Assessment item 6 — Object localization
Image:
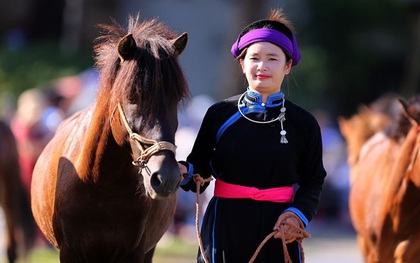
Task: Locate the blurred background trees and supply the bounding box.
[0,0,418,117]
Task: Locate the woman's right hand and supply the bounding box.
[178,163,188,174]
[193,174,213,186]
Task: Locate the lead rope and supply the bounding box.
[193,175,310,263]
[194,175,213,263]
[248,214,310,263]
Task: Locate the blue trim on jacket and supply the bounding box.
[180,161,194,186]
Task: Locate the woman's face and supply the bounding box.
[240,42,292,100]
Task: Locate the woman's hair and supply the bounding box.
[268,9,296,33]
[236,9,296,61]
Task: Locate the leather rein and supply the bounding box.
[113,103,177,175]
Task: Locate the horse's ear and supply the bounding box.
[171,32,188,55]
[337,116,348,137]
[118,33,137,63]
[399,97,419,126]
[399,97,409,113]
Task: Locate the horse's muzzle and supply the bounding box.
[142,153,181,200]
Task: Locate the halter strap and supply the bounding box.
[115,103,177,172]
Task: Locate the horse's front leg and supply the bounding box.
[4,212,17,263]
[59,247,80,263]
[125,237,153,263]
[144,246,156,263]
[6,235,16,263]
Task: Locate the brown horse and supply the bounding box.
[339,96,420,263]
[338,104,390,168]
[31,15,189,263]
[0,120,36,263]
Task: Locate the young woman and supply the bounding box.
[179,9,327,263]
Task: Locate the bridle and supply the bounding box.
[113,103,177,176]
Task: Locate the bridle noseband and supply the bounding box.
[114,103,177,175]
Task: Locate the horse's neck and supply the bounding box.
[380,126,419,216]
[385,126,420,234]
[392,127,419,188]
[407,128,420,188]
[76,101,123,183]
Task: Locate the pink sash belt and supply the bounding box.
[214,179,293,203]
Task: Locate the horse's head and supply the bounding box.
[338,105,390,166]
[94,15,189,199]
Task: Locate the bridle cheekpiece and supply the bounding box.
[114,103,177,175]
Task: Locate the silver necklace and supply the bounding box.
[237,92,288,144]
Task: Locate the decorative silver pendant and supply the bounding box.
[279,107,286,122]
[237,91,288,144]
[280,130,288,144]
[279,98,287,144]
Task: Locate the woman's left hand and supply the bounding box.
[273,212,302,242]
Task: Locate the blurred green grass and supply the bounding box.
[0,247,59,263]
[1,235,197,263]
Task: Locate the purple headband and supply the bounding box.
[231,28,301,66]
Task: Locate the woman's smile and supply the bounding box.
[256,74,270,80]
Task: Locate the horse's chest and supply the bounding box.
[55,179,151,241]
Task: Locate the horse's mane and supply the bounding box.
[93,14,189,121]
[402,95,420,123]
[74,15,189,183]
[385,95,420,140]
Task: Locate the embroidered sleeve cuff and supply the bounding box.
[283,207,308,227]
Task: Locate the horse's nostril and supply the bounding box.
[150,172,163,190]
[148,169,181,198]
